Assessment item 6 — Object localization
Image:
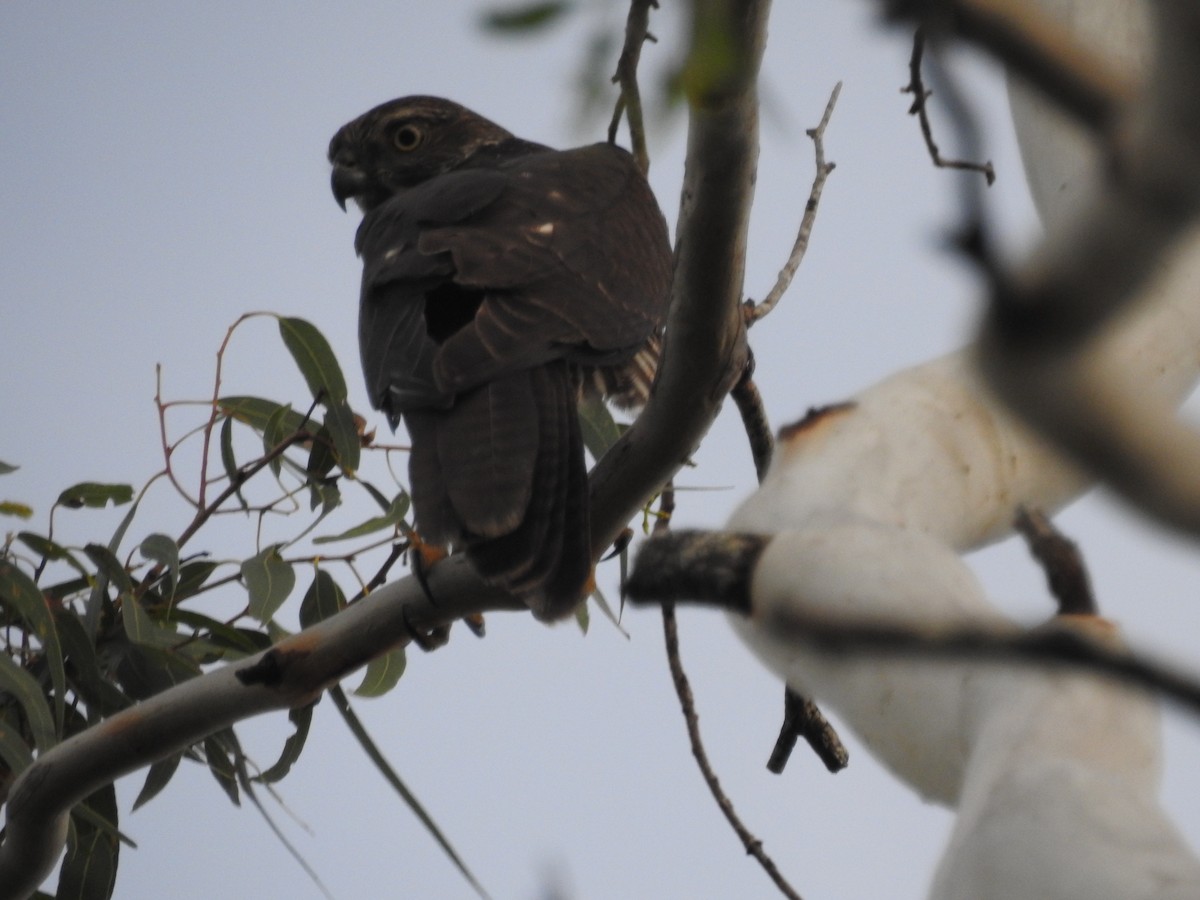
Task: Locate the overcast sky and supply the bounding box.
[4,3,1200,899]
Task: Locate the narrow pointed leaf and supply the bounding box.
[0,460,17,475]
[262,403,296,477]
[0,501,32,519]
[256,702,314,784]
[83,544,134,594]
[324,399,361,474]
[133,752,182,810]
[0,652,55,752]
[330,686,488,898]
[85,499,141,638]
[204,734,240,805]
[139,533,180,605]
[219,395,307,435]
[313,493,409,545]
[56,482,133,510]
[0,722,34,774]
[278,316,348,404]
[121,595,180,648]
[56,613,130,718]
[242,545,296,623]
[58,814,119,900]
[298,569,345,628]
[355,647,407,698]
[219,415,249,511]
[0,560,66,733]
[481,1,573,33]
[17,532,90,578]
[175,559,220,601]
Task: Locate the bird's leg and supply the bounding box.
[401,605,451,652]
[408,533,486,638]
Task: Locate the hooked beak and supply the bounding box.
[330,163,367,212]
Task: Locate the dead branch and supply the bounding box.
[902,29,995,184]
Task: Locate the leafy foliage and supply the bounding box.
[2,312,626,898]
[0,316,427,899]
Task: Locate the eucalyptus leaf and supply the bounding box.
[0,559,66,732]
[355,647,407,698]
[278,316,348,404]
[57,482,133,510]
[241,545,296,623]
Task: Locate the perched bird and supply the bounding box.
[328,96,672,619]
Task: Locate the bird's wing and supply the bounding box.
[415,143,673,393]
[355,170,510,422]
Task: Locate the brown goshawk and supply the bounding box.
[328,96,671,619]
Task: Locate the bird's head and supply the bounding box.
[328,95,515,212]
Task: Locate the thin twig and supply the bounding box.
[748,81,842,323]
[902,29,996,185]
[730,352,774,481]
[608,0,658,174]
[661,601,803,900]
[1014,507,1097,616]
[767,688,848,775]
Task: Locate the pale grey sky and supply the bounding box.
[4,3,1200,898]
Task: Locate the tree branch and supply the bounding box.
[901,29,995,185]
[624,529,1200,720]
[589,0,766,555]
[608,0,657,174]
[748,80,842,323]
[0,555,523,899]
[0,2,775,893]
[878,0,1134,133]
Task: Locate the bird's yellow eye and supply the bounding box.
[393,124,423,151]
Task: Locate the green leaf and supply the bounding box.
[84,498,141,638]
[298,569,345,628]
[262,403,296,477]
[170,609,270,657]
[577,393,624,460]
[0,460,18,474]
[330,685,488,898]
[56,482,134,510]
[305,425,337,482]
[219,415,249,512]
[588,585,629,638]
[0,652,56,752]
[139,533,180,606]
[58,786,120,900]
[121,594,180,649]
[219,395,307,435]
[175,559,220,601]
[0,501,32,519]
[83,543,134,594]
[355,647,407,698]
[256,702,314,784]
[0,560,66,734]
[241,545,296,623]
[324,398,361,474]
[204,734,240,806]
[56,613,130,718]
[132,752,182,811]
[113,643,199,701]
[313,492,409,545]
[481,1,573,33]
[278,316,348,404]
[17,532,90,578]
[308,479,341,516]
[0,721,34,775]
